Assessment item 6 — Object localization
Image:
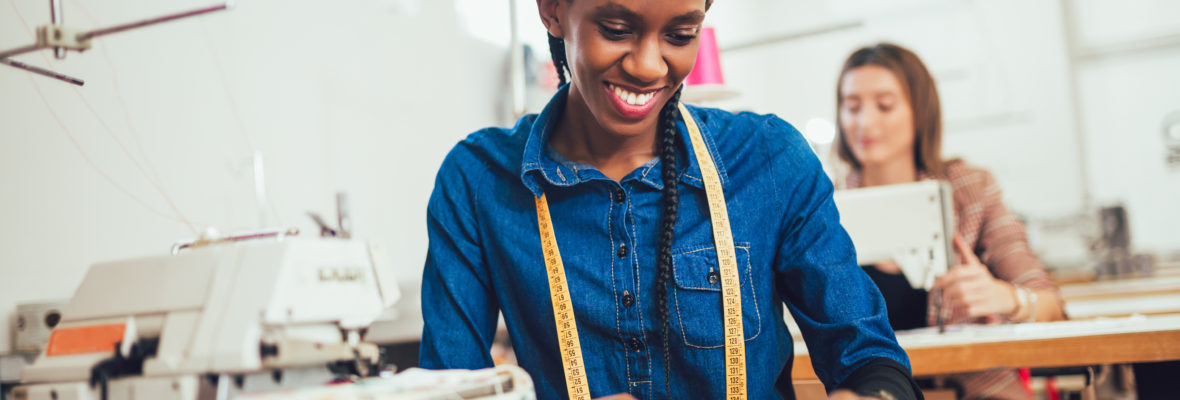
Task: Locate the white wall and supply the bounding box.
[2,0,1178,354]
[708,0,1083,217]
[703,0,1180,264]
[0,0,511,352]
[1071,0,1180,255]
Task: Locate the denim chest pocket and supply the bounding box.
[671,242,761,349]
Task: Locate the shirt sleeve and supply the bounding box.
[760,117,914,391]
[970,169,1056,292]
[838,358,924,400]
[419,146,499,370]
[955,167,1063,323]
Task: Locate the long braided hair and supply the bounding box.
[548,32,684,395]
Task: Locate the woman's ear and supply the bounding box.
[537,0,564,38]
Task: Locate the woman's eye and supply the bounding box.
[599,24,631,40]
[878,103,894,112]
[666,32,697,46]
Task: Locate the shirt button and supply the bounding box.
[628,338,643,351]
[622,291,634,308]
[617,243,628,258]
[613,188,626,203]
[707,270,720,285]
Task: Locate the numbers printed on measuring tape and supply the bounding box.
[680,103,747,400]
[533,104,747,400]
[536,194,593,400]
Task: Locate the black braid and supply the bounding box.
[548,33,569,87]
[546,24,685,397]
[654,86,683,397]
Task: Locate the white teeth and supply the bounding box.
[609,83,655,106]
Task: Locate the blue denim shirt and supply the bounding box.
[420,87,910,399]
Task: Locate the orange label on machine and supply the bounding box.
[46,323,125,356]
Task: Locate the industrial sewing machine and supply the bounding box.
[833,180,956,330]
[3,0,537,396]
[834,180,956,290]
[13,229,401,399]
[778,180,957,337]
[12,229,536,400]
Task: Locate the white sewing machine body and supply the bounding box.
[16,236,399,400]
[834,180,956,289]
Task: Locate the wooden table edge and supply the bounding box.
[792,329,1180,380]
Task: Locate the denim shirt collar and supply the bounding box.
[520,85,729,197]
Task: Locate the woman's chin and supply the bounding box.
[598,116,660,138]
[855,150,905,168]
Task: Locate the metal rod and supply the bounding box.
[0,1,230,84]
[0,58,84,86]
[252,151,270,229]
[0,1,229,60]
[79,2,231,40]
[336,192,352,239]
[1059,0,1095,214]
[1075,32,1180,62]
[508,0,526,119]
[171,227,299,254]
[50,0,65,59]
[0,44,46,60]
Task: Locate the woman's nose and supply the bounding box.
[856,107,881,128]
[622,37,667,84]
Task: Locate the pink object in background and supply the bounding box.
[681,27,739,103]
[685,26,724,86]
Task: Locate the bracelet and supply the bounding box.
[1012,286,1037,322]
[1025,288,1038,322]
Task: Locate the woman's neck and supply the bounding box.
[549,90,658,182]
[860,157,919,187]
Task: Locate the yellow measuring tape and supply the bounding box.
[534,103,746,399]
[678,103,747,399]
[535,194,591,400]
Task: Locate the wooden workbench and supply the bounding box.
[792,315,1180,380]
[1059,275,1180,319]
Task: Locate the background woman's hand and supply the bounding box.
[934,235,1017,318]
[592,394,637,400]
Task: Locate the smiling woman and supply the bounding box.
[418,1,922,399]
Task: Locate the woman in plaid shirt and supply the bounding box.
[833,42,1067,399]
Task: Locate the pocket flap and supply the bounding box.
[671,243,750,292]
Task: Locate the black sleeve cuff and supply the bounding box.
[836,357,923,400]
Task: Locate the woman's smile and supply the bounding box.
[604,81,665,119]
